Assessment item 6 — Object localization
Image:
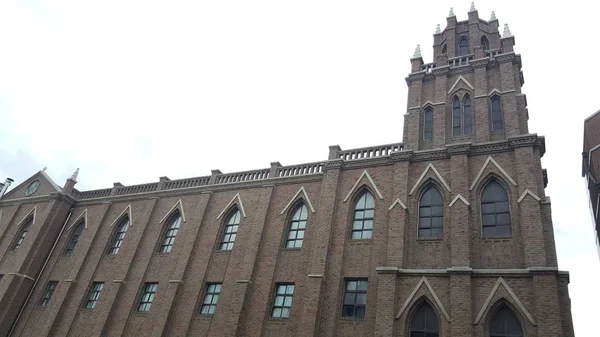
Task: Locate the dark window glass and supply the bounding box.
[138,282,158,312]
[12,217,33,250]
[463,94,472,135]
[481,36,490,50]
[423,108,434,140]
[159,213,182,253]
[286,204,307,248]
[220,209,240,251]
[410,302,440,337]
[481,180,511,236]
[342,279,368,318]
[458,37,469,56]
[65,221,84,256]
[441,44,447,54]
[490,304,523,337]
[200,283,222,315]
[418,186,444,238]
[40,281,58,307]
[452,97,462,136]
[271,284,295,318]
[108,217,130,255]
[490,96,504,131]
[85,282,104,309]
[352,191,375,240]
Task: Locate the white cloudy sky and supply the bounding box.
[0,0,598,334]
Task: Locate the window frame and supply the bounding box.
[423,107,434,140]
[489,303,524,337]
[285,203,308,249]
[451,94,473,137]
[107,216,130,255]
[341,278,368,319]
[490,95,504,132]
[271,283,295,319]
[64,221,85,256]
[458,36,469,56]
[11,216,33,250]
[40,281,58,307]
[481,35,490,51]
[158,212,182,253]
[409,301,440,337]
[85,282,104,309]
[351,190,375,240]
[219,208,241,251]
[200,283,222,315]
[480,179,512,237]
[417,185,444,238]
[137,282,158,312]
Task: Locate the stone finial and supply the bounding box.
[502,23,512,38]
[448,7,455,17]
[70,168,79,181]
[490,11,497,21]
[435,24,441,34]
[412,44,422,59]
[42,167,47,172]
[470,2,476,12]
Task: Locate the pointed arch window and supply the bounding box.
[423,107,434,140]
[490,96,504,131]
[410,302,439,337]
[220,209,240,251]
[490,304,523,337]
[481,180,511,236]
[286,203,307,248]
[458,37,469,56]
[441,44,447,54]
[452,95,472,136]
[65,221,85,256]
[352,190,374,240]
[159,212,182,253]
[12,216,33,250]
[108,216,130,255]
[418,186,444,238]
[481,36,490,50]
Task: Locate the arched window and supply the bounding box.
[12,216,33,250]
[490,304,523,337]
[423,107,434,140]
[441,44,447,54]
[481,36,490,50]
[418,186,444,237]
[452,95,473,136]
[65,221,85,256]
[352,190,374,240]
[481,180,511,236]
[458,37,469,56]
[158,212,182,253]
[463,94,472,135]
[108,216,130,255]
[220,209,240,251]
[286,203,307,248]
[490,96,504,131]
[452,96,462,136]
[410,302,439,337]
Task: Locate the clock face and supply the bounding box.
[26,180,40,196]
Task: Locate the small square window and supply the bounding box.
[200,283,222,315]
[342,279,368,318]
[271,284,294,318]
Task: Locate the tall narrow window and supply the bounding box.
[418,186,444,238]
[458,37,469,56]
[12,216,33,250]
[481,36,490,50]
[441,44,447,54]
[410,302,440,337]
[463,94,472,135]
[452,97,462,136]
[200,283,222,315]
[490,304,523,337]
[481,180,511,236]
[159,212,182,253]
[352,190,374,240]
[342,279,368,318]
[452,95,473,136]
[138,282,158,312]
[423,107,433,140]
[490,96,504,131]
[65,221,84,256]
[286,203,307,248]
[271,284,295,318]
[220,209,240,251]
[85,282,104,309]
[108,216,130,255]
[40,281,58,307]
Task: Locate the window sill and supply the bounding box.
[416,237,444,242]
[282,247,302,252]
[214,250,232,255]
[132,311,150,316]
[268,317,290,323]
[197,314,214,320]
[482,236,511,242]
[339,317,366,322]
[348,239,372,245]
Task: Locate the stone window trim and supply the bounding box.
[64,220,85,256]
[479,178,513,238]
[219,207,241,251]
[157,211,182,253]
[350,188,375,241]
[284,202,308,249]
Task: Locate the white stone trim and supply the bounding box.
[308,274,323,278]
[159,199,187,223]
[449,194,470,207]
[216,193,247,219]
[421,100,446,107]
[517,189,541,203]
[8,272,35,281]
[488,88,502,97]
[109,204,132,228]
[474,277,537,326]
[447,75,475,95]
[16,206,37,228]
[40,170,62,192]
[343,170,384,202]
[395,276,451,321]
[409,163,451,195]
[236,280,250,283]
[67,209,88,230]
[280,186,316,215]
[469,156,517,191]
[388,198,408,211]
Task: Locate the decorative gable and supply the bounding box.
[1,169,61,200]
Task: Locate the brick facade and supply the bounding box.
[0,8,575,337]
[583,110,600,256]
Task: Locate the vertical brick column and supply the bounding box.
[386,158,411,267]
[405,78,423,150]
[448,149,470,267]
[472,62,490,142]
[298,160,341,336]
[433,70,448,147]
[449,273,472,336]
[532,273,563,336]
[498,58,520,137]
[374,270,397,337]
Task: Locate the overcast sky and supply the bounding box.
[1,0,598,335]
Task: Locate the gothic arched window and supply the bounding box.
[286,203,308,248]
[490,304,523,337]
[220,208,241,251]
[158,212,182,253]
[418,186,444,238]
[65,221,85,256]
[11,216,33,250]
[458,37,469,56]
[452,95,473,136]
[352,190,374,240]
[423,107,434,140]
[410,302,439,337]
[441,44,447,54]
[490,96,504,131]
[481,36,490,50]
[452,97,462,136]
[108,216,130,255]
[481,179,511,237]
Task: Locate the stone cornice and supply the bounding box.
[376,267,564,277]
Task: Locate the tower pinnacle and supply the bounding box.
[448,7,454,17]
[490,11,497,21]
[469,2,476,12]
[435,24,441,34]
[412,44,422,59]
[502,23,512,38]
